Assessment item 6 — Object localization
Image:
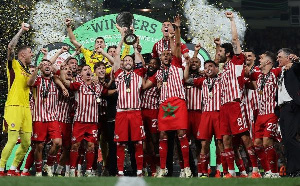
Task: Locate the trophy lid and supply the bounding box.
[116,12,134,28]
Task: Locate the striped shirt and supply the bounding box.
[152,39,189,58]
[115,68,145,110]
[202,77,221,112]
[70,81,104,123]
[251,67,281,115]
[141,82,160,109]
[57,90,74,124]
[185,76,204,110]
[149,56,185,103]
[220,54,245,105]
[32,76,58,122]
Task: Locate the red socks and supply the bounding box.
[221,152,228,173]
[179,135,190,168]
[235,157,246,172]
[265,145,278,173]
[247,146,258,168]
[46,154,57,166]
[85,151,95,170]
[200,154,209,173]
[24,148,34,170]
[117,143,125,172]
[69,150,79,169]
[224,148,235,170]
[35,161,43,173]
[135,142,143,170]
[254,145,270,172]
[159,139,168,169]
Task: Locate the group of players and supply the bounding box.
[0,12,298,179]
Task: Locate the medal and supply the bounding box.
[163,82,167,86]
[96,97,101,103]
[186,86,191,89]
[126,88,131,93]
[209,92,213,97]
[258,90,263,95]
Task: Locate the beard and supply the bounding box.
[219,55,227,63]
[147,68,157,77]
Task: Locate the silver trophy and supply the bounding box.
[116,12,137,45]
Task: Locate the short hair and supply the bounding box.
[220,43,234,58]
[204,60,218,67]
[162,19,172,24]
[150,58,161,68]
[79,64,90,72]
[17,45,31,55]
[278,48,294,57]
[41,59,51,63]
[107,45,117,53]
[95,37,105,43]
[245,49,256,55]
[65,57,77,64]
[94,62,106,71]
[29,65,36,68]
[264,51,276,63]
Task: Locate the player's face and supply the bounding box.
[41,61,52,77]
[277,51,289,67]
[62,65,72,80]
[204,62,218,78]
[81,66,92,81]
[108,47,116,57]
[29,67,36,74]
[245,52,256,66]
[95,65,106,78]
[148,59,159,72]
[259,54,268,69]
[68,59,78,73]
[160,50,172,66]
[24,48,34,65]
[189,57,200,71]
[218,47,226,63]
[94,38,106,50]
[161,22,174,37]
[123,56,134,71]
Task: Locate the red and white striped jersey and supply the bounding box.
[70,81,105,123]
[202,77,221,112]
[32,76,58,122]
[141,76,160,109]
[149,56,185,103]
[185,76,205,110]
[220,54,245,105]
[251,67,281,115]
[115,68,145,110]
[152,39,189,58]
[57,90,74,124]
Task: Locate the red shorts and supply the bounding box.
[187,110,201,139]
[254,114,279,139]
[158,97,188,131]
[33,121,61,142]
[115,110,146,142]
[142,109,159,134]
[72,122,98,144]
[197,111,222,140]
[58,122,72,147]
[220,102,248,136]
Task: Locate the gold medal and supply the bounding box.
[258,90,263,95]
[209,92,213,97]
[163,82,167,86]
[186,86,191,89]
[96,97,101,103]
[126,88,131,93]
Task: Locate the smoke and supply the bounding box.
[183,0,247,58]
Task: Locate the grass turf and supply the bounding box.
[0,177,299,186]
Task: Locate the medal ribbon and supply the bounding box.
[41,77,53,99]
[162,67,169,82]
[124,72,131,89]
[259,71,271,92]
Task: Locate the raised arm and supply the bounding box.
[60,68,71,88]
[133,38,145,68]
[184,58,190,82]
[40,48,48,60]
[225,12,241,54]
[27,62,42,86]
[66,18,82,48]
[98,47,114,65]
[214,38,221,64]
[114,24,126,71]
[173,15,181,58]
[7,23,29,62]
